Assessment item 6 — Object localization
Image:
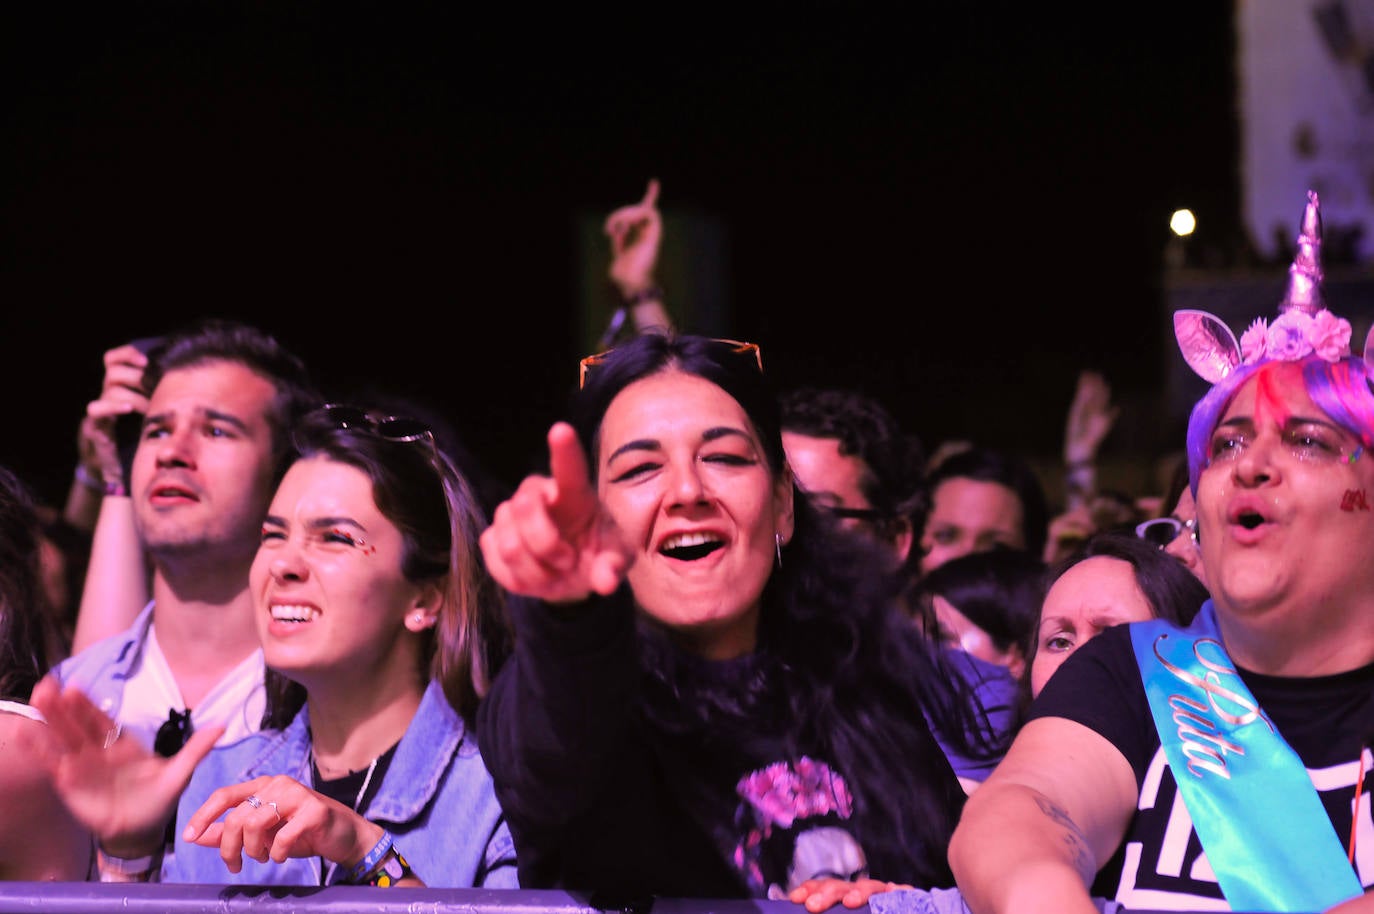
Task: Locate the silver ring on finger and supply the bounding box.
[266,801,281,825]
[243,795,263,809]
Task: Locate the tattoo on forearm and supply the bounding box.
[1034,796,1096,879]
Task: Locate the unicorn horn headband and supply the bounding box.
[1173,190,1367,383]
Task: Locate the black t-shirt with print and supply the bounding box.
[1029,623,1374,910]
[477,588,964,899]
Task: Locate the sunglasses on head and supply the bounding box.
[578,338,763,389]
[306,404,434,445]
[1135,516,1199,548]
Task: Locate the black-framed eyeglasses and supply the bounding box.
[578,338,763,389]
[154,707,193,758]
[306,404,434,445]
[1135,516,1199,548]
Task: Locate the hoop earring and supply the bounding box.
[775,532,783,569]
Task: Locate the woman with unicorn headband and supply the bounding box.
[948,190,1374,913]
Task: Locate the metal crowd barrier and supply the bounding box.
[0,883,811,914]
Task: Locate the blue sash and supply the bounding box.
[1130,600,1362,911]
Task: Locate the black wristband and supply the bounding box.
[624,286,663,307]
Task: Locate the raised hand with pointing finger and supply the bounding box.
[605,178,662,300]
[480,421,633,603]
[599,178,673,344]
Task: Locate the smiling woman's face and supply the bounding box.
[251,456,433,689]
[595,369,794,661]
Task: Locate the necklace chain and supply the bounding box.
[310,747,379,814]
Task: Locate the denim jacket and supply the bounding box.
[163,679,518,888]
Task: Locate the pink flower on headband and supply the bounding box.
[1310,309,1353,361]
[1266,311,1316,361]
[1176,192,1368,380]
[1240,318,1269,363]
[1239,309,1352,366]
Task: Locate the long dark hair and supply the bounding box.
[0,466,59,702]
[262,407,510,727]
[571,333,981,887]
[914,548,1047,655]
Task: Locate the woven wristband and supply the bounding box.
[346,830,394,885]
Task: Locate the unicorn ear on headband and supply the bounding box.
[1173,190,1372,382]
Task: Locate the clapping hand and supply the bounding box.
[27,676,221,860]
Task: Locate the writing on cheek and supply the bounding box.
[1341,489,1370,512]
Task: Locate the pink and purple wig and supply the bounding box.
[1184,355,1374,495]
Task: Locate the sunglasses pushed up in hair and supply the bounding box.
[578,338,763,389]
[308,404,434,443]
[154,707,193,758]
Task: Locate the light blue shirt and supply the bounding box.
[55,601,158,720]
[54,601,265,751]
[163,679,518,888]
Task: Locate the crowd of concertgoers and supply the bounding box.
[5,186,1374,914]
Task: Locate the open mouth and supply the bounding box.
[1227,504,1269,532]
[659,531,725,561]
[151,484,197,500]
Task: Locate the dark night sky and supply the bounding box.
[0,3,1244,506]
